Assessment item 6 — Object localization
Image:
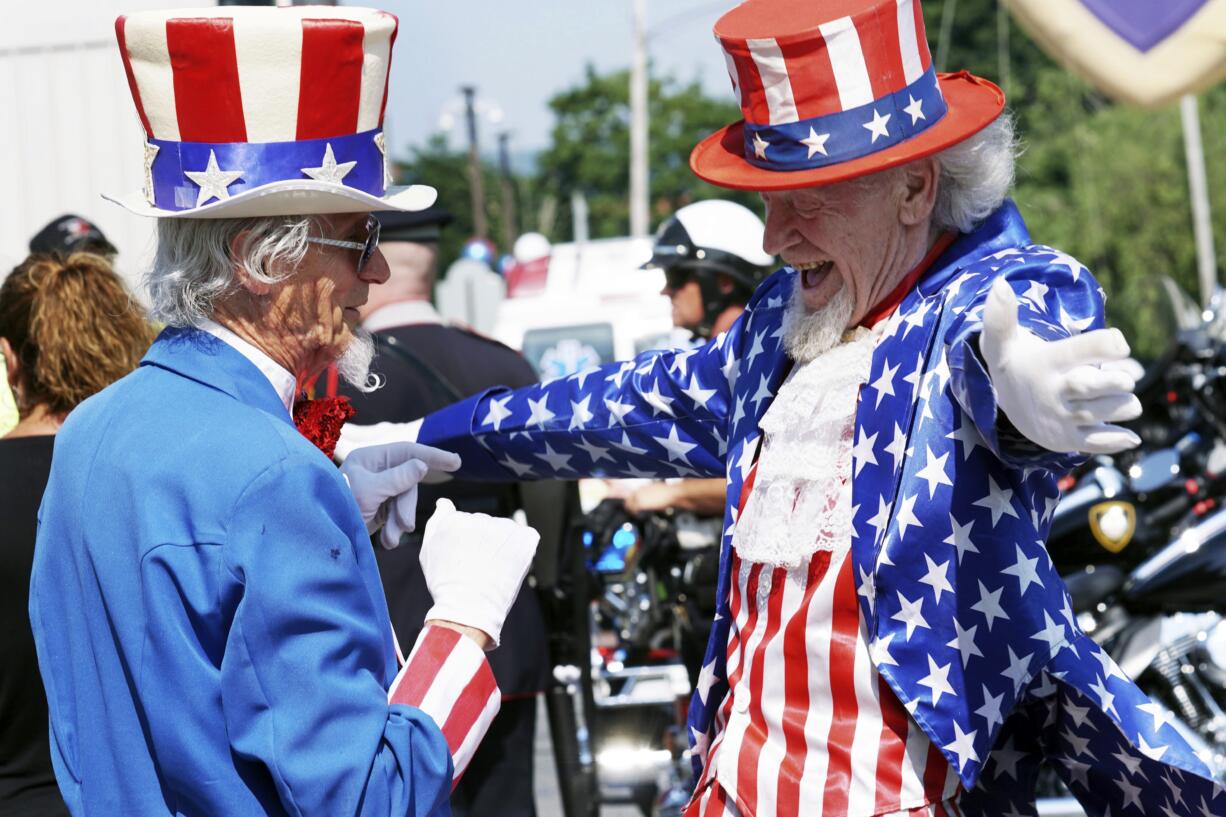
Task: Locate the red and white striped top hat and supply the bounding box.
[107,6,435,218]
[690,0,1005,190]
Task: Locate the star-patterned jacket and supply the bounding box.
[417,201,1225,815]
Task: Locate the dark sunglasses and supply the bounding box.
[306,214,381,271]
[663,266,694,291]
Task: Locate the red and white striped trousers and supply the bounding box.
[686,547,962,817]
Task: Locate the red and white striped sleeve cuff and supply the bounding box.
[388,625,500,783]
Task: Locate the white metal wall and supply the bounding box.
[0,0,207,290]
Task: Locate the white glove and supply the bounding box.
[335,419,424,464]
[420,498,540,649]
[981,278,1142,455]
[339,441,461,549]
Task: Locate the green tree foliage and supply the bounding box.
[399,3,1226,358]
[534,65,761,240]
[923,0,1226,358]
[395,134,525,276]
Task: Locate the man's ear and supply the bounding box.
[228,230,274,296]
[0,336,20,389]
[899,156,940,227]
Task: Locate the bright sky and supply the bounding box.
[367,0,736,160]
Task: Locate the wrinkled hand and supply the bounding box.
[625,482,678,514]
[420,499,540,650]
[339,441,461,549]
[981,278,1142,455]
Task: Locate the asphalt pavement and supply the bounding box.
[533,698,639,817]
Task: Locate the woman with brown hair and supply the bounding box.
[0,252,154,816]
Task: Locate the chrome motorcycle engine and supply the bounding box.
[1138,613,1226,778]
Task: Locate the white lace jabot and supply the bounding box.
[731,327,878,569]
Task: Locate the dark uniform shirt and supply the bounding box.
[0,435,69,817]
[338,311,549,696]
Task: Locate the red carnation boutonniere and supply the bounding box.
[293,396,356,460]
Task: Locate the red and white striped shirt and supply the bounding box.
[388,625,501,784]
[689,464,959,816]
[689,544,962,816]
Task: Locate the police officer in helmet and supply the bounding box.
[648,199,774,341]
[626,200,773,517]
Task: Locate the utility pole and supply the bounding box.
[461,85,488,240]
[629,0,649,238]
[498,132,519,251]
[1181,94,1218,306]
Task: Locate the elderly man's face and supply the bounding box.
[266,212,390,371]
[760,169,911,328]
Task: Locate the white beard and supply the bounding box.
[781,278,855,363]
[337,327,383,393]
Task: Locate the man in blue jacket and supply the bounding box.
[30,7,538,816]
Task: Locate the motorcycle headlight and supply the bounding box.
[1089,501,1136,553]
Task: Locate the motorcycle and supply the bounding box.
[548,284,1226,815]
[569,499,721,816]
[1043,309,1226,790]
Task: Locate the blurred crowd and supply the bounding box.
[1,215,153,816]
[0,218,125,436]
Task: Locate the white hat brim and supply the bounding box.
[102,180,438,219]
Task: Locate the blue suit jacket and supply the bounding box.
[30,328,453,817]
[417,202,1226,814]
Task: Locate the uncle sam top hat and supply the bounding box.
[690,0,1006,190]
[107,6,435,218]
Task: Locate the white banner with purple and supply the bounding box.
[1004,0,1226,108]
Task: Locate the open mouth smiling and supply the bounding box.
[793,259,834,289]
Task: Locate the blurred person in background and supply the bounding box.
[0,215,116,435]
[650,200,773,343]
[27,214,117,259]
[625,200,772,518]
[335,206,551,817]
[0,252,154,817]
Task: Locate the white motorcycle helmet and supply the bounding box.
[644,200,775,337]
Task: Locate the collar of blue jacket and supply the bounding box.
[141,326,296,425]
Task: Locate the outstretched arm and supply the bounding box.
[946,248,1139,473]
[348,315,755,484]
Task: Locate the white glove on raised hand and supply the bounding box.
[339,442,461,549]
[981,278,1142,455]
[420,498,540,650]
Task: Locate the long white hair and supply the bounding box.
[146,216,313,328]
[931,113,1018,234]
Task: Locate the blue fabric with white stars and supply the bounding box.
[743,67,948,172]
[417,201,1225,814]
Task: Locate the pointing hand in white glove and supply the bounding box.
[339,442,462,549]
[420,498,540,650]
[980,278,1142,455]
